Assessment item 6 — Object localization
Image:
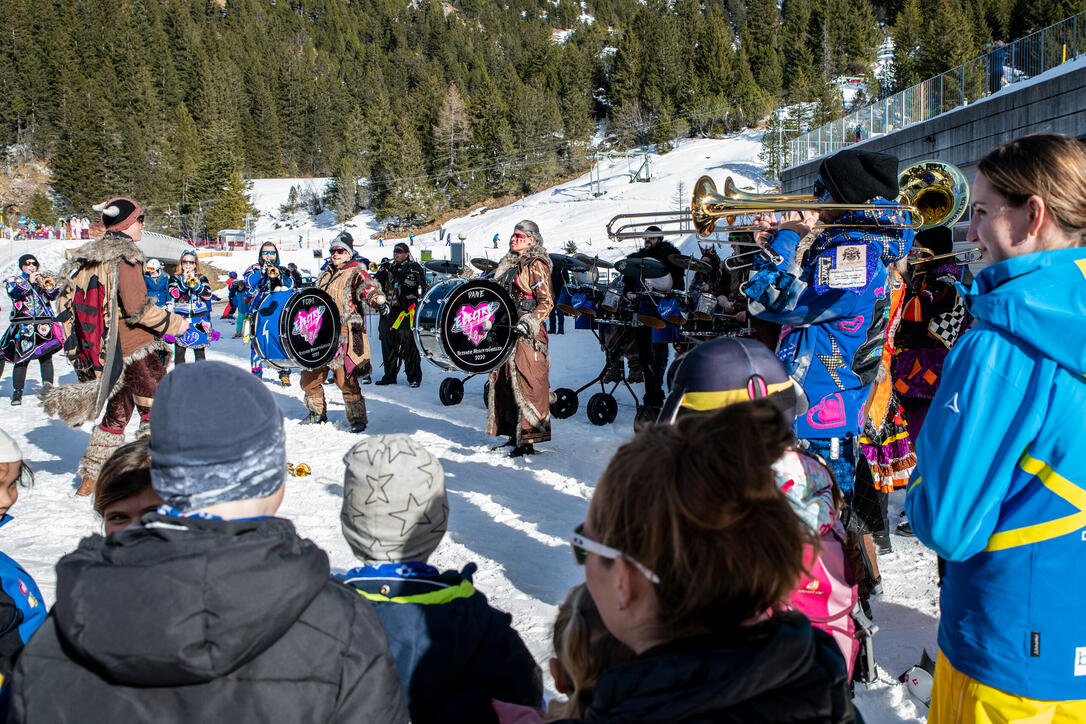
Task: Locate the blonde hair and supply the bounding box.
[978,133,1086,247]
[549,584,634,719]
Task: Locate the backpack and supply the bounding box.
[775,450,864,681]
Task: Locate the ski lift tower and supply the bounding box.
[588,150,652,197]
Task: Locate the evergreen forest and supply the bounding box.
[0,0,1078,235]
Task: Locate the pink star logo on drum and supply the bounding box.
[453,302,499,346]
[292,306,325,344]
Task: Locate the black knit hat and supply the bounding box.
[95,197,142,231]
[330,231,354,252]
[393,242,409,254]
[818,150,899,204]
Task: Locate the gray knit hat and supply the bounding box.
[341,434,448,564]
[150,361,285,512]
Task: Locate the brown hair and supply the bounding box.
[978,133,1086,247]
[587,401,813,638]
[93,439,152,518]
[549,584,634,719]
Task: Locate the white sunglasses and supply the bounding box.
[570,523,660,584]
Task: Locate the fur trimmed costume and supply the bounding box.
[299,260,385,428]
[486,240,554,446]
[39,231,186,492]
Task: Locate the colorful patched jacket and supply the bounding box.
[905,247,1086,700]
[742,203,914,440]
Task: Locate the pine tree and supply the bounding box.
[890,0,923,90]
[205,169,256,236]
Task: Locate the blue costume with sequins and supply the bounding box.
[243,248,294,377]
[743,202,913,496]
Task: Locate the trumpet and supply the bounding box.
[265,265,280,280]
[186,276,201,289]
[908,247,982,266]
[41,277,56,291]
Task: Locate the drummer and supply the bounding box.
[243,242,295,385]
[623,225,685,423]
[299,232,389,432]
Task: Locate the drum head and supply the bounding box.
[429,279,517,374]
[277,288,342,369]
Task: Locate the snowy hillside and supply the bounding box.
[2,131,935,722]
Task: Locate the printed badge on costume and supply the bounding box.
[813,243,878,295]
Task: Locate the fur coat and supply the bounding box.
[40,233,185,425]
[486,241,554,445]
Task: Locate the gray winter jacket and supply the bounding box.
[11,514,408,723]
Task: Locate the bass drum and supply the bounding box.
[415,278,518,374]
[253,288,342,370]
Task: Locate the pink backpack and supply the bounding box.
[790,529,860,679]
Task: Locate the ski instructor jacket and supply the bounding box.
[10,514,408,723]
[906,247,1086,700]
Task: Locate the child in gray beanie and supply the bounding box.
[337,434,543,724]
[12,362,408,724]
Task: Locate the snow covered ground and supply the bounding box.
[1,132,938,720]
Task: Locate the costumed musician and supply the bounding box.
[243,241,294,386]
[622,225,685,422]
[40,197,189,495]
[2,254,61,406]
[299,231,388,433]
[487,220,554,457]
[167,249,214,364]
[374,242,425,387]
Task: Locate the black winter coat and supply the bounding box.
[627,241,686,291]
[11,514,408,724]
[341,564,543,724]
[552,612,859,724]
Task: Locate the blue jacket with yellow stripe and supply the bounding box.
[905,247,1086,700]
[335,562,542,723]
[0,515,47,715]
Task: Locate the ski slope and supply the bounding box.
[2,132,937,721]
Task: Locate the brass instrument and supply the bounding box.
[287,462,311,477]
[41,276,56,291]
[609,159,970,243]
[186,276,201,290]
[908,247,982,266]
[690,175,923,237]
[898,159,970,232]
[265,265,280,280]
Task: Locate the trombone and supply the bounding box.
[908,247,982,266]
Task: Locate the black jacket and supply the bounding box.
[552,613,858,724]
[627,241,686,291]
[377,259,426,309]
[11,514,408,723]
[339,563,543,724]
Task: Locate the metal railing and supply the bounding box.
[786,11,1086,168]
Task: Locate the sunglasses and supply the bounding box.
[331,247,351,255]
[137,214,145,224]
[22,261,39,268]
[570,523,660,584]
[261,250,277,255]
[812,177,831,203]
[511,232,532,240]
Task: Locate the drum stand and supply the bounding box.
[550,325,641,426]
